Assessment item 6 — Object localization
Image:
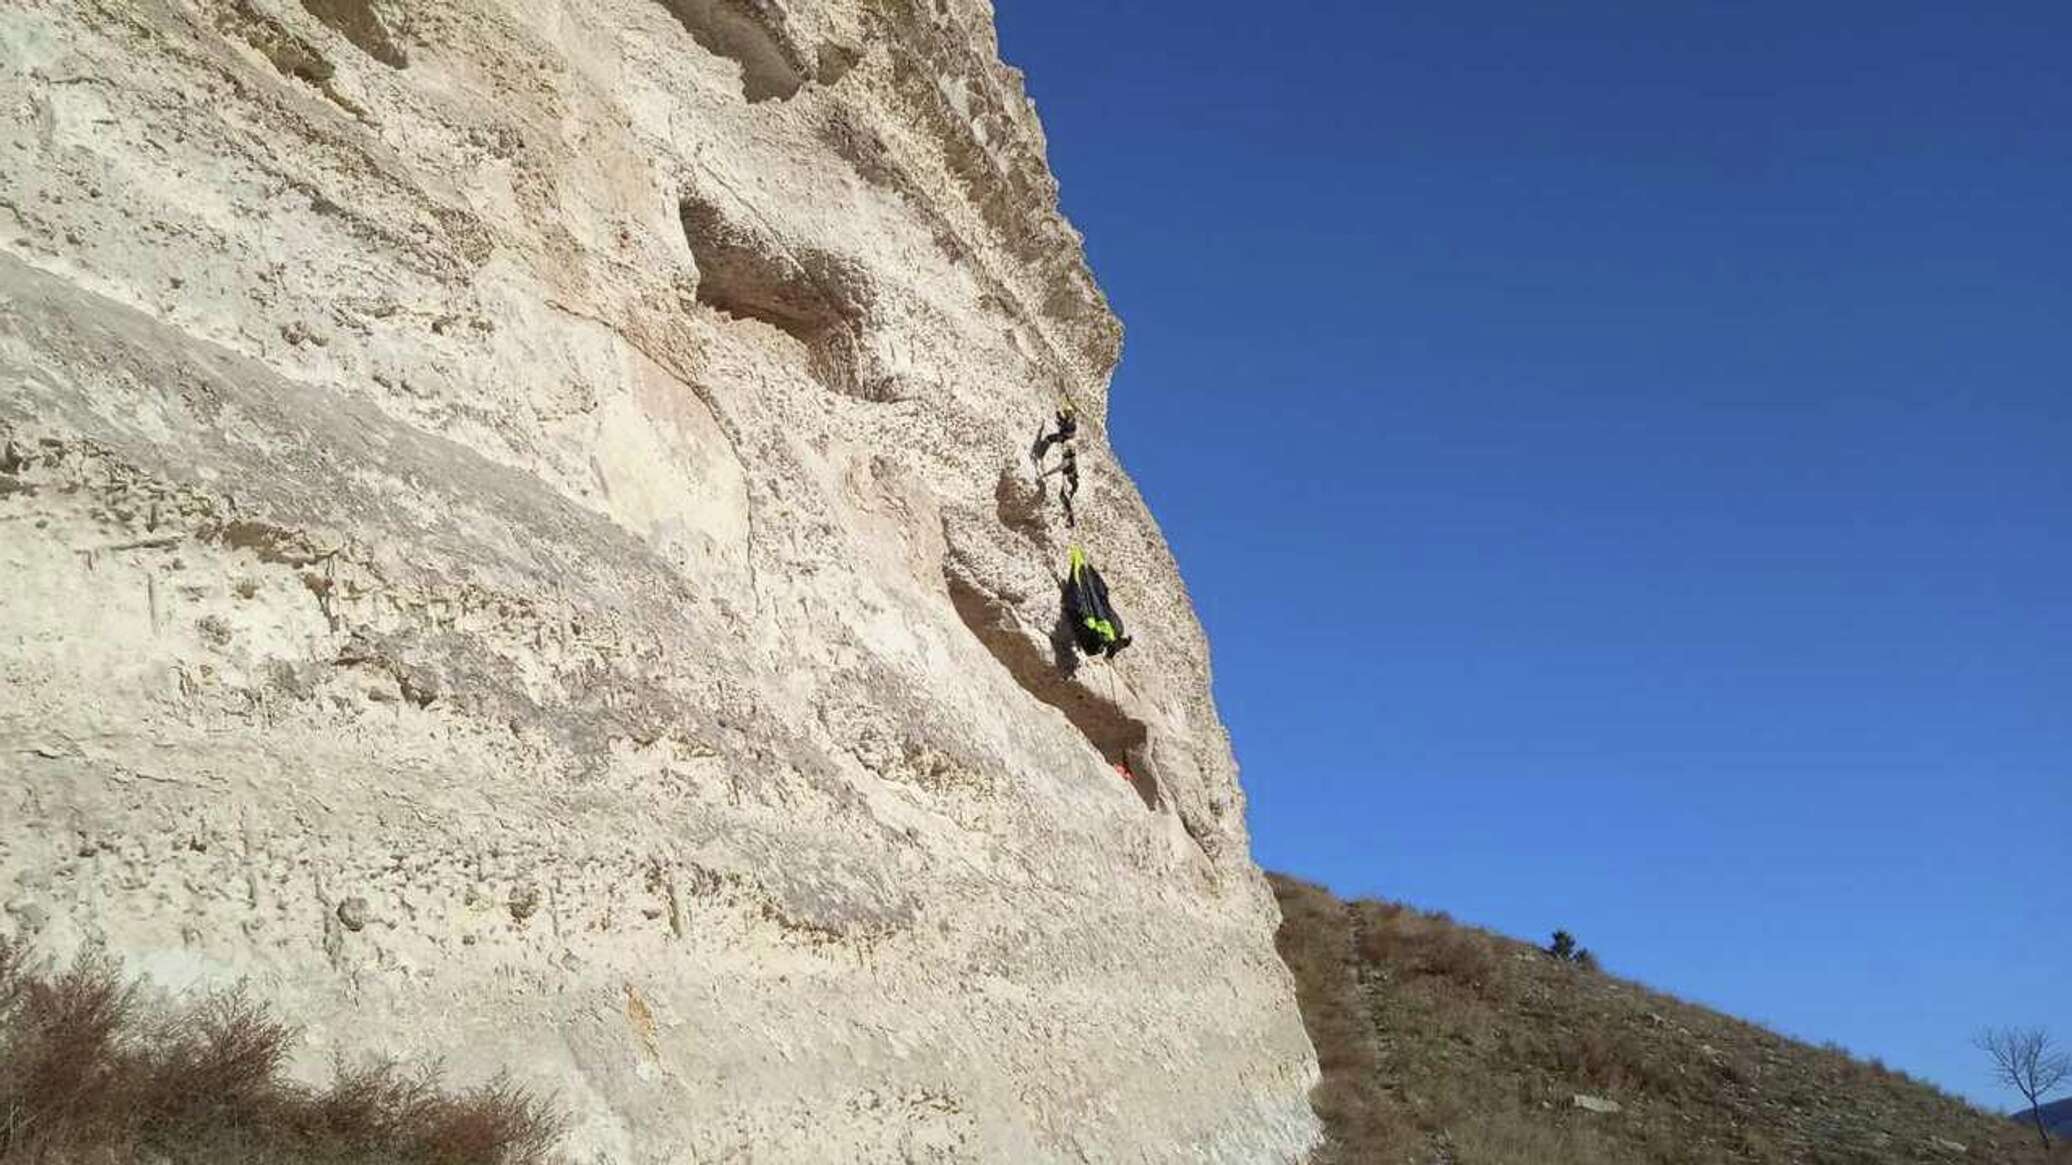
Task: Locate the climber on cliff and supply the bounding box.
[1040,442,1080,527]
[1062,545,1131,658]
[1031,399,1079,466]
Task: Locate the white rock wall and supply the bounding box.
[0,0,1321,1159]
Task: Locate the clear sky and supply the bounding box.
[994,1,2069,1110]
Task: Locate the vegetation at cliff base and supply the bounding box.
[0,938,559,1165]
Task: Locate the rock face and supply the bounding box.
[0,1,1320,1160]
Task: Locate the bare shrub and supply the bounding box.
[1351,903,1505,999]
[0,937,561,1164]
[1546,1020,1694,1104]
[1423,931,1502,994]
[1977,1027,2071,1150]
[417,1073,564,1164]
[1556,1027,1630,1095]
[0,947,137,1152]
[1713,1049,1758,1089]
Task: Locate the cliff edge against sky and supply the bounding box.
[0,0,1319,1159]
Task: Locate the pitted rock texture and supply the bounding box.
[0,1,1320,1160]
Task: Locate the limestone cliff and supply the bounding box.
[0,1,1320,1159]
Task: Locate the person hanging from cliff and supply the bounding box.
[1040,443,1080,527]
[1062,545,1131,658]
[1031,399,1079,466]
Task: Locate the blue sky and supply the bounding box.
[995,1,2070,1109]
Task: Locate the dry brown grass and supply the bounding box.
[0,938,559,1164]
[1270,876,1415,1162]
[1270,873,2051,1165]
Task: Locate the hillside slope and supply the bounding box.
[1270,874,2054,1165]
[0,1,1319,1158]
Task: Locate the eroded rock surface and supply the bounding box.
[0,1,1319,1159]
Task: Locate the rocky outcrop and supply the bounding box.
[0,0,1318,1159]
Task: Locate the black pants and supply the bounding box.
[1043,461,1079,526]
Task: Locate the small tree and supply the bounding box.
[1975,1026,2070,1149]
[1547,930,1577,961]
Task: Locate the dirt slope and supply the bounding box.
[1270,874,2052,1165]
